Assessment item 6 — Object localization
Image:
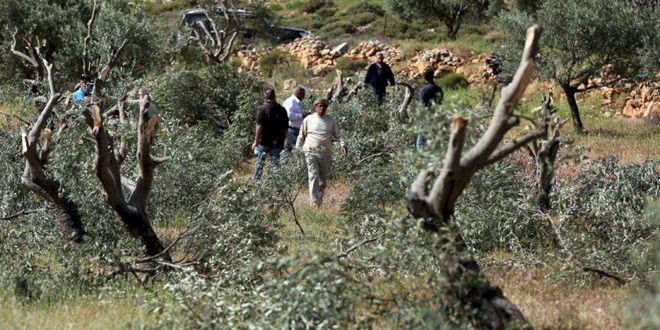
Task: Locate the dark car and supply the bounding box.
[181,8,309,42]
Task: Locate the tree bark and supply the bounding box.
[22,169,84,242]
[562,85,584,134]
[83,97,171,261]
[407,25,545,329]
[443,223,530,330]
[535,140,559,211]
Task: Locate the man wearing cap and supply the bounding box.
[364,52,396,105]
[296,99,347,207]
[282,86,308,151]
[252,88,289,181]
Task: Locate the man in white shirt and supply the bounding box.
[282,86,307,151]
[296,99,347,207]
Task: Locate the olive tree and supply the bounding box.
[499,0,657,133]
[406,25,545,328]
[386,0,490,40]
[4,0,163,248]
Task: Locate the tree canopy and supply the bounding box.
[498,0,659,133]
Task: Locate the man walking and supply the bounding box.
[296,99,347,207]
[282,86,308,151]
[416,68,444,149]
[364,52,396,105]
[252,88,289,181]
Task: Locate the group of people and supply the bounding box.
[251,88,345,207]
[251,52,444,207]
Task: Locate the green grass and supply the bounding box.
[0,296,156,329]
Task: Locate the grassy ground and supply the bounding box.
[0,298,155,329]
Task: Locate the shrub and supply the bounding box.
[437,73,469,89]
[348,12,379,26]
[319,20,357,38]
[258,50,294,77]
[301,0,333,13]
[152,64,263,137]
[344,1,385,17]
[335,58,368,75]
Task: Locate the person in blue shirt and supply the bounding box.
[72,75,92,103]
[416,68,444,149]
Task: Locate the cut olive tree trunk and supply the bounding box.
[16,54,85,242]
[406,25,545,329]
[83,94,171,260]
[526,94,566,211]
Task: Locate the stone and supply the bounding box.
[330,42,349,56]
[283,79,297,92]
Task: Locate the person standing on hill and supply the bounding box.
[296,99,347,207]
[252,88,289,181]
[416,68,444,149]
[282,86,308,152]
[364,52,396,105]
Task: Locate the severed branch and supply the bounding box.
[14,53,84,242]
[345,82,364,101]
[10,28,40,70]
[187,7,240,64]
[397,82,414,123]
[583,267,627,285]
[1,208,45,221]
[83,91,170,260]
[407,25,544,220]
[331,69,344,102]
[337,236,382,259]
[82,0,98,74]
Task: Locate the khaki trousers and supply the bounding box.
[304,152,332,206]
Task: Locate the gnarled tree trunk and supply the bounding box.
[407,25,546,329]
[83,94,171,260]
[17,57,85,242]
[561,84,584,134]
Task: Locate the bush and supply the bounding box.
[344,1,385,17]
[258,50,295,78]
[335,58,368,75]
[348,12,379,26]
[301,0,333,13]
[437,73,469,89]
[153,64,263,138]
[319,20,357,38]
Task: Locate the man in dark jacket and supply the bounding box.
[416,68,444,149]
[364,52,396,105]
[252,88,289,181]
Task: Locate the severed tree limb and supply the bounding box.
[16,57,85,242]
[583,267,627,285]
[484,128,545,166]
[83,92,170,260]
[397,82,414,123]
[331,69,344,102]
[345,82,364,101]
[409,25,543,220]
[1,208,45,221]
[405,25,544,330]
[82,0,98,75]
[337,235,382,259]
[10,28,40,70]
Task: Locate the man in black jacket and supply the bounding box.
[416,68,444,149]
[364,52,396,105]
[251,88,289,181]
